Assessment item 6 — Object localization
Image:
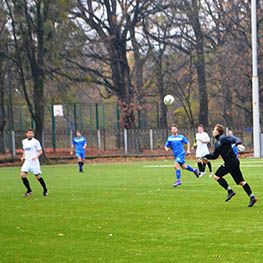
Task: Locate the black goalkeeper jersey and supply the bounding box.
[205,135,241,163]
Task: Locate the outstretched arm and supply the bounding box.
[204,147,220,160]
[165,146,170,151]
[70,143,74,155]
[186,142,191,154]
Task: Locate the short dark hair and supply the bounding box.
[228,128,233,132]
[170,124,177,128]
[26,128,35,133]
[215,124,224,135]
[197,124,204,128]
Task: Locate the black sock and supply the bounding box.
[78,162,84,170]
[207,162,212,172]
[202,163,206,172]
[197,162,203,172]
[243,183,253,197]
[38,177,47,191]
[217,178,231,191]
[22,177,32,192]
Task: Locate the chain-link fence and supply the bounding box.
[9,102,163,132]
[1,127,255,160]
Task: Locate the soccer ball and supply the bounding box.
[237,144,245,152]
[163,95,175,106]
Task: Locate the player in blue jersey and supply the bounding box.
[70,130,87,172]
[165,124,199,187]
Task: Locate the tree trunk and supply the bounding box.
[0,69,6,153]
[32,75,45,145]
[108,36,136,129]
[194,51,208,127]
[157,55,168,129]
[190,0,208,126]
[219,61,233,127]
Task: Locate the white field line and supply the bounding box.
[144,164,263,168]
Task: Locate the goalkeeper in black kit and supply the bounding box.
[203,124,257,207]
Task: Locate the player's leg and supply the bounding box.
[214,164,236,201]
[33,165,48,196]
[76,152,84,172]
[20,171,32,196]
[179,154,199,178]
[20,162,32,196]
[197,158,205,176]
[79,152,85,172]
[229,160,257,207]
[34,174,48,196]
[207,161,213,176]
[172,162,181,187]
[202,158,213,177]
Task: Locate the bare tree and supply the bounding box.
[69,0,157,129]
[0,6,9,152]
[5,0,62,145]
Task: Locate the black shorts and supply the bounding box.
[215,158,245,184]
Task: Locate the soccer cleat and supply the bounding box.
[23,191,32,197]
[43,190,48,197]
[172,180,181,187]
[194,169,199,178]
[225,191,236,202]
[199,171,206,178]
[209,172,213,178]
[248,196,257,207]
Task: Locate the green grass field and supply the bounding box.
[0,158,262,263]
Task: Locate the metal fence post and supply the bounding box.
[102,104,105,129]
[51,105,56,151]
[95,103,99,130]
[11,131,16,159]
[261,133,263,157]
[97,129,101,149]
[150,129,153,151]
[70,129,73,148]
[124,129,128,154]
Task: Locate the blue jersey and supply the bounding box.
[165,134,188,157]
[72,136,86,152]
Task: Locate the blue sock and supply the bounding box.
[176,169,181,180]
[186,165,194,172]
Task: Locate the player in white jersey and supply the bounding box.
[195,124,212,177]
[20,128,48,197]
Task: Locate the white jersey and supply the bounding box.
[22,138,42,160]
[21,138,42,174]
[195,132,210,158]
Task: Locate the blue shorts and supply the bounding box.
[174,153,186,165]
[76,151,85,159]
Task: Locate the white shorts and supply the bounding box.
[21,160,41,175]
[196,149,210,159]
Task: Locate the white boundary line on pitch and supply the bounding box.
[143,164,263,168]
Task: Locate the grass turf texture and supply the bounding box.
[0,159,262,263]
